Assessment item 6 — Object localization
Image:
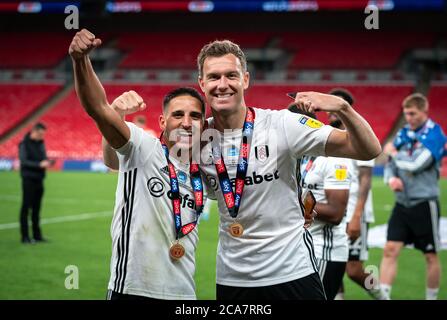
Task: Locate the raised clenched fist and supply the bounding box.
[111,91,147,117]
[68,28,102,60]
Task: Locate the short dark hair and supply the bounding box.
[197,40,247,78]
[287,103,317,120]
[329,88,355,106]
[33,122,46,131]
[162,87,206,117]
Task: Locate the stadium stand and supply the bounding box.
[280,32,436,69]
[0,83,62,136]
[427,83,447,177]
[427,83,447,131]
[116,32,272,69]
[0,33,74,68]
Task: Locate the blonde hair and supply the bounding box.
[402,93,429,112]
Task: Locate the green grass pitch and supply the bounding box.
[0,171,445,300]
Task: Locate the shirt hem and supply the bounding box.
[216,269,315,287]
[108,286,196,300]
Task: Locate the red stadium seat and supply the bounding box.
[0,83,62,136]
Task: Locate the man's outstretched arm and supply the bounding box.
[294,92,382,160]
[69,29,145,149]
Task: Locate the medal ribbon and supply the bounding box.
[213,107,255,218]
[161,137,203,240]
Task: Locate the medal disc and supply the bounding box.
[169,242,185,260]
[229,222,244,237]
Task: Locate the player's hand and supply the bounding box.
[69,29,102,60]
[304,209,317,229]
[347,216,361,240]
[303,190,317,228]
[294,91,350,114]
[383,142,397,157]
[111,91,147,118]
[388,177,404,192]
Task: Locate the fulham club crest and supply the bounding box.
[255,145,269,163]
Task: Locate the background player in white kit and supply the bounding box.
[69,29,208,300]
[196,40,382,299]
[327,89,387,300]
[289,106,352,300]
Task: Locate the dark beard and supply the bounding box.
[330,119,343,129]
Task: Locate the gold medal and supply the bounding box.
[169,242,185,260]
[229,222,244,237]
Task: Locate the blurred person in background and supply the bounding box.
[327,89,386,300]
[380,93,446,300]
[18,122,54,244]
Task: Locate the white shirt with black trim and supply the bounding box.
[107,122,206,299]
[201,108,333,287]
[301,156,351,262]
[346,159,375,223]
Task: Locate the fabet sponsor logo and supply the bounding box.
[167,193,198,209]
[229,170,280,187]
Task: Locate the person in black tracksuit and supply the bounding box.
[18,123,53,243]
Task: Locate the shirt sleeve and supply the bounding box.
[394,147,434,173]
[282,111,334,159]
[323,158,351,190]
[115,121,157,169]
[357,159,375,167]
[383,158,397,183]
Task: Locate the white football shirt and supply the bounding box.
[201,108,333,287]
[301,155,351,262]
[346,159,375,223]
[107,122,206,299]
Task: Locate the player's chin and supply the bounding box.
[210,101,238,113]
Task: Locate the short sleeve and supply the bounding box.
[282,111,334,159]
[115,121,157,169]
[357,159,375,167]
[323,158,351,190]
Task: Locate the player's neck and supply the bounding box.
[212,105,247,132]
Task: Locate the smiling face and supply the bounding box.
[159,95,204,152]
[198,53,249,115]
